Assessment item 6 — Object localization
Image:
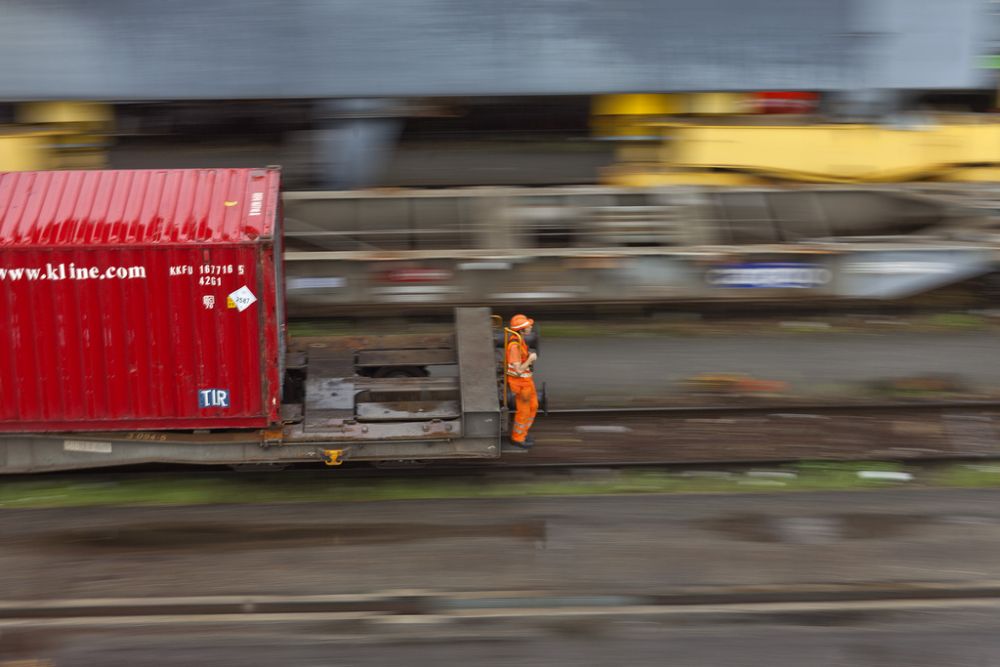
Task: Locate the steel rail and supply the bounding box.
[5,583,1000,623]
[545,400,1000,417]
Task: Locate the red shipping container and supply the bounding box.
[0,168,284,432]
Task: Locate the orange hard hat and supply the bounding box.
[510,314,534,330]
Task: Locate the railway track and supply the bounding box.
[4,583,1000,628]
[546,399,1000,417]
[8,400,999,480]
[499,400,1000,467]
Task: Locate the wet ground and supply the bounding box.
[5,489,1000,664]
[5,489,1000,601]
[9,613,1000,667]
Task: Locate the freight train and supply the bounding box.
[281,184,1000,315]
[0,168,540,473]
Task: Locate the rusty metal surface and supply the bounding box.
[287,419,460,441]
[287,309,499,453]
[356,401,461,421]
[355,349,456,367]
[303,378,355,428]
[353,377,459,392]
[296,322,468,431]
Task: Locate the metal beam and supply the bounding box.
[0,0,989,100]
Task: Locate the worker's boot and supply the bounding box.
[510,435,535,449]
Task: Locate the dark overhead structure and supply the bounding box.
[0,0,991,101]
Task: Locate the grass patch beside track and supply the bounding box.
[4,462,1000,508]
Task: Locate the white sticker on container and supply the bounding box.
[248,191,264,216]
[227,285,257,312]
[64,440,113,454]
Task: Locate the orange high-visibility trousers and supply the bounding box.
[508,376,538,443]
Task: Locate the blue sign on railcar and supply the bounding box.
[198,389,231,409]
[706,263,831,289]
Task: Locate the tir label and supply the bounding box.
[199,389,230,409]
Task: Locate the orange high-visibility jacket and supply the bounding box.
[505,334,533,378]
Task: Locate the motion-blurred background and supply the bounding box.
[5,0,1000,321]
[8,4,1000,666]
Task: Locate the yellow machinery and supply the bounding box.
[0,131,57,171]
[594,94,1000,186]
[0,102,112,171]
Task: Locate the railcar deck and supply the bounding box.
[0,308,503,473]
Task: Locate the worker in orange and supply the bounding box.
[506,314,539,448]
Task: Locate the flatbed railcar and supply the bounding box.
[0,168,514,473]
[1,307,506,473]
